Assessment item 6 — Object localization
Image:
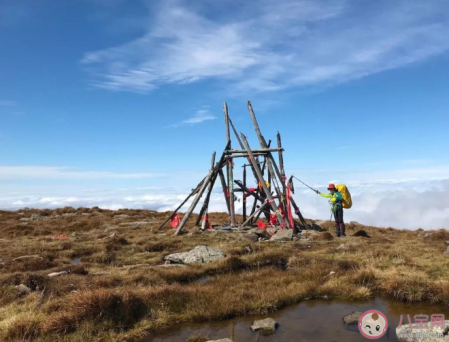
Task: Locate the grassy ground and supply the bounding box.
[0,207,448,342]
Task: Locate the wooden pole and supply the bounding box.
[241,133,285,225]
[157,177,206,230]
[175,145,229,235]
[175,171,213,235]
[247,100,290,228]
[243,165,247,222]
[241,201,269,227]
[277,132,286,181]
[225,148,284,154]
[196,152,216,226]
[234,180,264,202]
[224,102,236,226]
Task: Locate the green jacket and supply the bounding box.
[320,191,343,212]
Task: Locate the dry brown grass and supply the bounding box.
[0,208,448,342]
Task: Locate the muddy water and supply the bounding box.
[144,298,449,342]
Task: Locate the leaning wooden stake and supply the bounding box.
[196,152,216,227]
[175,167,214,235]
[224,103,236,226]
[241,133,285,225]
[218,169,230,214]
[157,177,206,230]
[241,201,269,227]
[243,165,247,222]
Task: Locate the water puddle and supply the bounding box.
[143,298,449,342]
[72,258,81,264]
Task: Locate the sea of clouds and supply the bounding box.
[1,178,448,230]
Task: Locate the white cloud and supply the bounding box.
[1,175,448,230]
[0,166,161,179]
[81,0,449,93]
[170,109,217,127]
[0,100,16,106]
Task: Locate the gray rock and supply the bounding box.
[396,320,449,341]
[270,229,293,242]
[19,218,30,222]
[31,214,45,220]
[444,246,449,254]
[243,233,259,242]
[165,246,225,264]
[254,229,272,240]
[251,317,277,332]
[81,213,90,216]
[266,227,277,235]
[62,213,77,217]
[15,284,31,296]
[206,339,233,342]
[343,311,362,325]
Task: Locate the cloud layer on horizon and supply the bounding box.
[81,0,449,93]
[2,179,448,230]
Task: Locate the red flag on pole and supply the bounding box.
[170,214,180,228]
[286,188,294,229]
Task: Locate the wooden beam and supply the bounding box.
[225,148,284,154]
[218,168,230,214]
[157,177,206,230]
[241,201,269,227]
[224,103,236,226]
[196,152,216,227]
[241,133,285,226]
[175,168,214,235]
[243,166,247,222]
[247,100,290,228]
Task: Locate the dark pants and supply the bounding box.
[333,206,345,237]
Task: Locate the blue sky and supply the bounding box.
[1,0,449,228]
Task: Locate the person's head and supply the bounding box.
[328,183,337,193]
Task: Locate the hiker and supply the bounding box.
[316,184,346,237]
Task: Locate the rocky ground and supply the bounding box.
[0,207,448,342]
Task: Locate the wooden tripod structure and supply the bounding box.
[158,100,309,235]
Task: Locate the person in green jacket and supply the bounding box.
[316,183,345,237]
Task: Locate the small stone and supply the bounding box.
[329,271,336,276]
[444,246,449,254]
[15,284,31,296]
[31,214,45,220]
[322,295,329,300]
[251,318,277,334]
[81,213,90,216]
[336,244,349,251]
[206,339,234,342]
[71,232,77,237]
[48,271,67,278]
[19,218,30,222]
[343,311,363,325]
